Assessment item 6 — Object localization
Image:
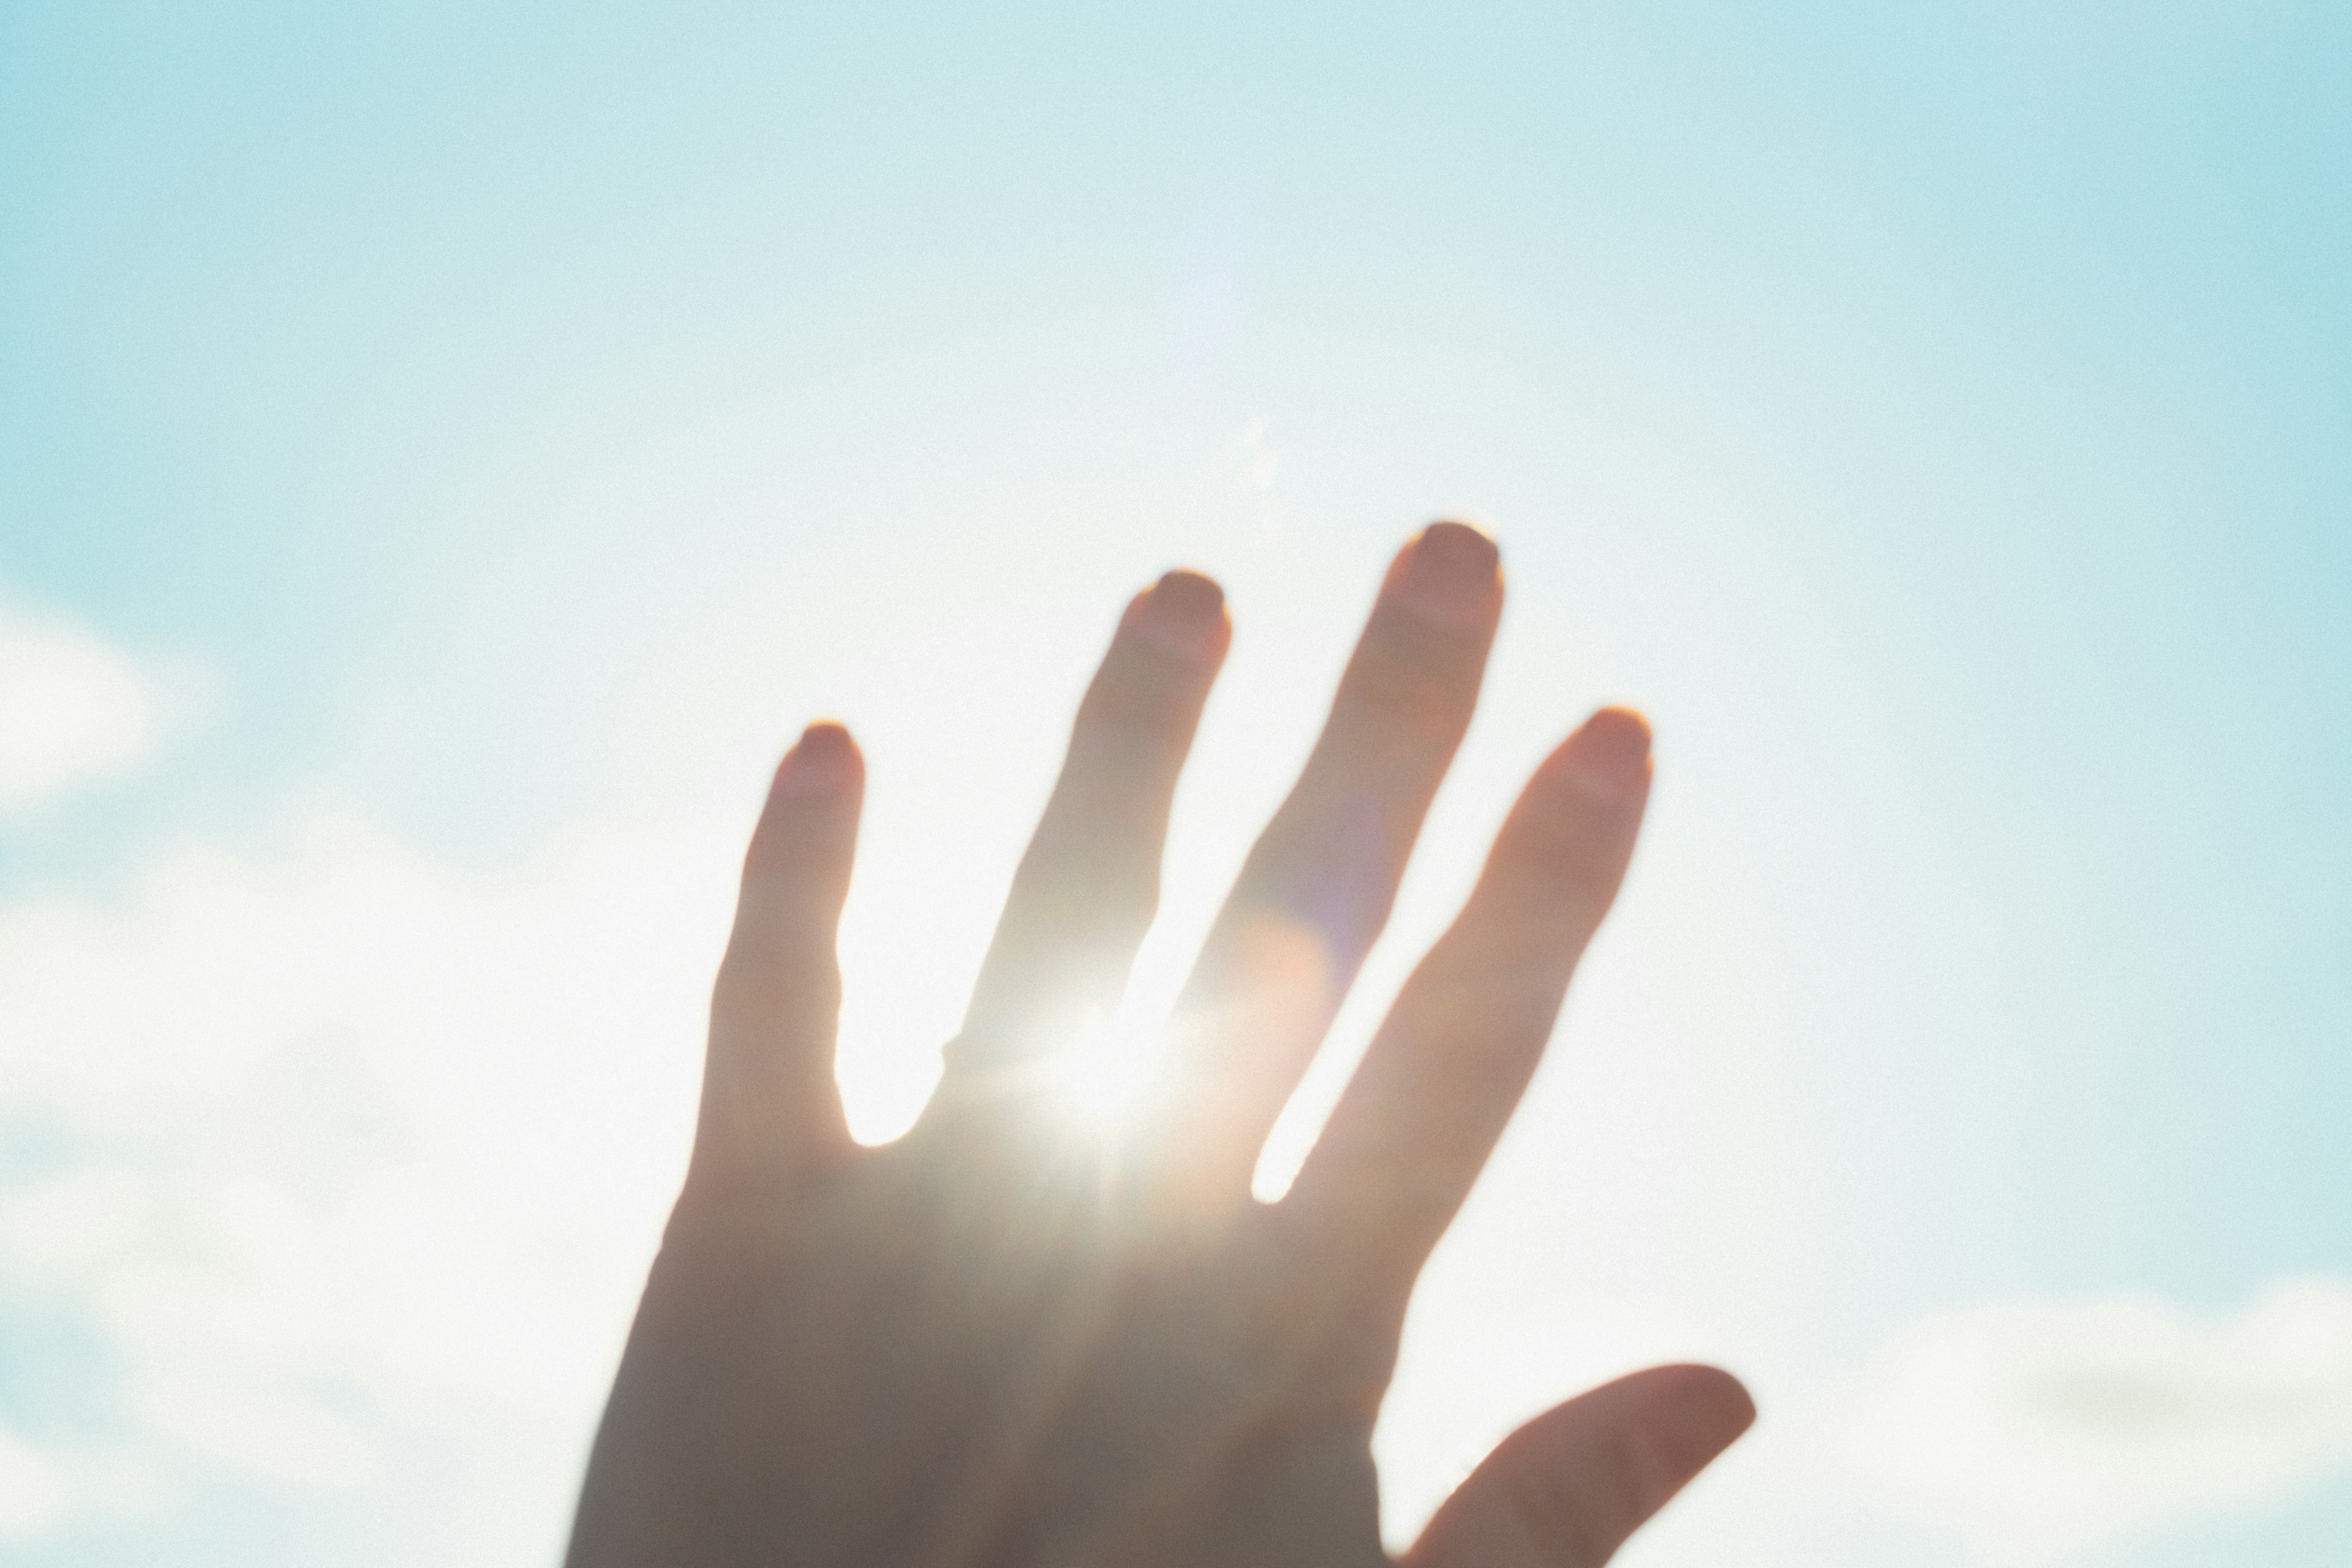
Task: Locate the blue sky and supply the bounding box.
[2,2,2348,1564]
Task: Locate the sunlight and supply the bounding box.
[1044,1005,1161,1134]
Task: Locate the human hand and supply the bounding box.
[565,524,1754,1567]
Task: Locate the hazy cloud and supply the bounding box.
[0,598,174,812]
[1809,1280,2352,1562]
[0,810,736,1556]
[0,1425,67,1537]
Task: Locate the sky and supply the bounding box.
[1,1,2348,1564]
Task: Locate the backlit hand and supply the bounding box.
[566,524,1753,1567]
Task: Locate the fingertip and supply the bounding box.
[1129,568,1232,665]
[1390,521,1504,630]
[1644,1362,1757,1444]
[799,718,855,747]
[1550,706,1653,804]
[1585,703,1652,746]
[1538,1362,1755,1510]
[777,720,863,796]
[1153,567,1226,617]
[1422,517,1500,565]
[1609,1363,1756,1491]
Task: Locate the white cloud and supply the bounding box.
[1803,1280,2352,1563]
[0,809,746,1553]
[0,598,175,812]
[0,1425,69,1537]
[0,1425,159,1544]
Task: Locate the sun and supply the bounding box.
[1046,1006,1159,1134]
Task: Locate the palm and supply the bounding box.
[568,526,1752,1567]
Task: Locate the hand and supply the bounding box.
[565,524,1754,1567]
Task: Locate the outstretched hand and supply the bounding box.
[567,525,1753,1567]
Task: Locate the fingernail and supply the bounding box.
[1559,706,1651,802]
[1130,569,1228,664]
[779,721,855,794]
[1393,521,1501,629]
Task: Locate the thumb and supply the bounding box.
[1403,1363,1755,1568]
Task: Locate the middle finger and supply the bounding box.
[1137,522,1502,1200]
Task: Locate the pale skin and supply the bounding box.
[567,523,1755,1567]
